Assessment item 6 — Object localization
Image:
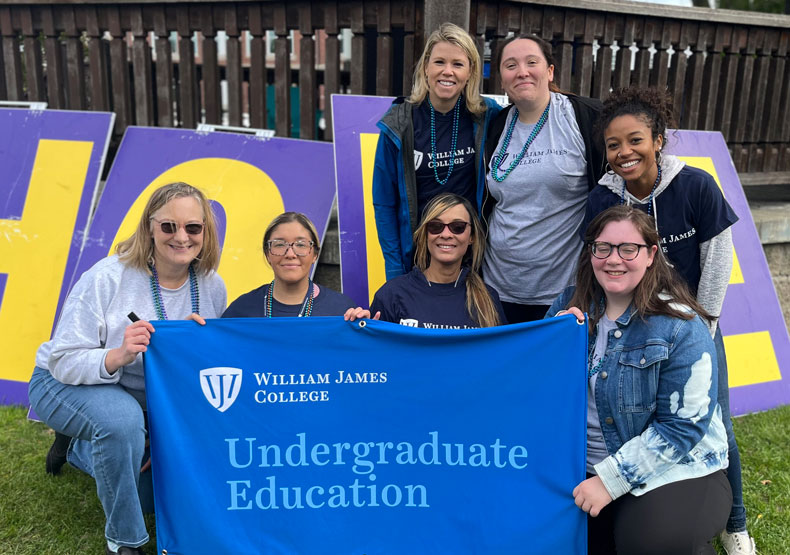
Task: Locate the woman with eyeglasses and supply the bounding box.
[28,182,227,555]
[547,205,731,555]
[222,212,355,318]
[347,193,505,328]
[581,86,753,555]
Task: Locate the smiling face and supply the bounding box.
[425,41,471,111]
[605,114,664,191]
[425,203,473,271]
[591,219,657,307]
[151,196,204,275]
[499,38,554,108]
[265,221,318,286]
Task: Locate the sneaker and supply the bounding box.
[720,530,757,555]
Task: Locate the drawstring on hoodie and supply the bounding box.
[619,165,662,218]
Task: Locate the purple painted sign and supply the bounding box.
[74,127,337,306]
[0,109,113,406]
[666,131,790,415]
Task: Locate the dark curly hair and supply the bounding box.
[596,86,676,152]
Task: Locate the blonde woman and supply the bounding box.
[348,193,505,328]
[373,22,502,280]
[29,182,226,555]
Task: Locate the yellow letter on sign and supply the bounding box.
[0,139,93,382]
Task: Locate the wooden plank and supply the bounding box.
[715,25,738,140]
[668,21,691,126]
[748,29,774,144]
[375,0,392,96]
[0,6,23,100]
[152,5,174,127]
[298,3,315,138]
[574,13,600,97]
[765,31,788,143]
[402,0,416,96]
[650,18,674,89]
[83,6,109,112]
[777,31,790,144]
[592,14,615,100]
[41,6,66,108]
[225,4,243,126]
[349,1,365,94]
[700,23,728,130]
[247,2,266,129]
[683,21,708,130]
[731,27,758,145]
[633,16,652,89]
[198,5,220,124]
[274,2,290,136]
[176,5,197,128]
[61,6,86,109]
[614,16,635,89]
[106,5,131,133]
[130,6,153,124]
[556,9,574,92]
[20,7,44,101]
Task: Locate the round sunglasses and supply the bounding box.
[151,217,205,235]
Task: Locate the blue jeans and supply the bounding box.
[28,367,149,548]
[715,328,747,533]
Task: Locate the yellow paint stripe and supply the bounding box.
[360,133,387,305]
[723,331,782,387]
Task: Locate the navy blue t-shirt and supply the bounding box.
[413,100,476,219]
[583,165,738,294]
[370,266,506,329]
[222,283,355,318]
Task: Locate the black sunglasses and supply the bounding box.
[425,220,470,235]
[151,218,205,235]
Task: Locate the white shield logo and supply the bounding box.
[400,318,419,327]
[414,151,424,170]
[199,367,243,412]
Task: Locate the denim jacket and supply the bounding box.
[547,287,729,500]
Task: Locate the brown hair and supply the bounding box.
[413,193,501,327]
[496,34,561,94]
[567,205,710,333]
[408,22,486,115]
[115,182,220,275]
[262,212,321,260]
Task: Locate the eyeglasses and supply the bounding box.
[151,218,205,235]
[425,220,471,235]
[267,240,315,257]
[589,241,648,261]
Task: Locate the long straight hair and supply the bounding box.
[413,193,500,327]
[568,205,709,333]
[116,182,220,275]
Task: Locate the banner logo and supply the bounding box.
[400,318,419,327]
[200,367,243,412]
[414,151,424,170]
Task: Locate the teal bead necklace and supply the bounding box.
[149,263,200,320]
[491,101,551,183]
[588,347,605,379]
[429,96,461,185]
[265,279,314,317]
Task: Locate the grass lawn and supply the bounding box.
[1,404,788,554]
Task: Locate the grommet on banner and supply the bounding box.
[576,318,585,325]
[359,320,366,328]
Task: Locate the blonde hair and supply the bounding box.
[408,23,485,115]
[413,193,500,327]
[262,212,321,260]
[115,182,220,275]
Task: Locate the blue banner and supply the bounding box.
[145,316,587,554]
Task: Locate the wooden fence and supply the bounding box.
[1,0,790,174]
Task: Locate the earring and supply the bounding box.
[605,161,615,175]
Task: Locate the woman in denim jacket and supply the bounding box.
[547,205,731,554]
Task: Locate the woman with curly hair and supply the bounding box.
[373,23,502,280]
[582,86,753,554]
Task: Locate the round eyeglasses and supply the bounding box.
[589,241,648,261]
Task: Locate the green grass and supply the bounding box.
[1,404,788,554]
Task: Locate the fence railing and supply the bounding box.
[1,0,790,174]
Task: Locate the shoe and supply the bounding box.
[720,530,757,555]
[45,431,71,475]
[105,546,145,554]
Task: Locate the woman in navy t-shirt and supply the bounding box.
[223,212,355,318]
[347,193,505,329]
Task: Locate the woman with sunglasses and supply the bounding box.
[28,182,226,555]
[547,206,730,554]
[223,212,355,318]
[582,86,753,555]
[348,193,504,328]
[373,23,502,280]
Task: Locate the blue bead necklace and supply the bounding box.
[428,96,461,185]
[149,263,199,320]
[620,165,662,216]
[491,101,551,183]
[265,279,314,318]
